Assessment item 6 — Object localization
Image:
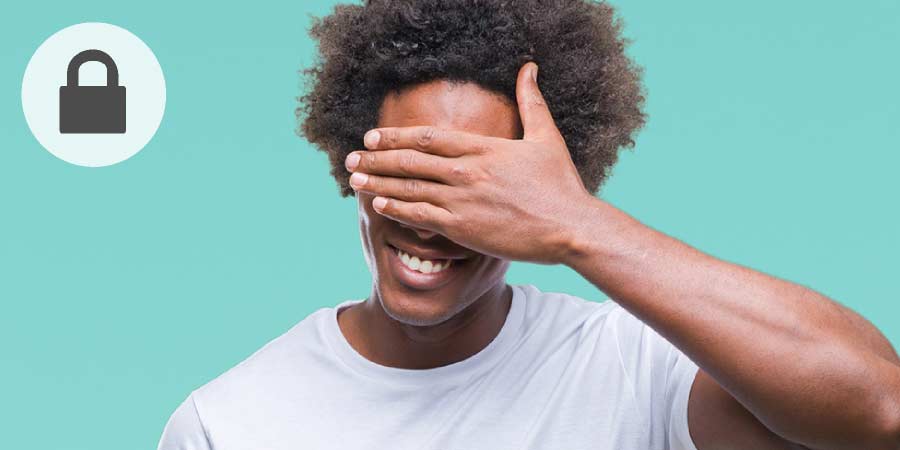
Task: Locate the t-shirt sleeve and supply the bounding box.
[157,393,213,450]
[665,344,700,450]
[610,305,700,450]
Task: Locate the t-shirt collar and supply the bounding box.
[322,284,526,389]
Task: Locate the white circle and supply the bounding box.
[22,22,166,167]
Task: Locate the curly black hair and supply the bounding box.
[297,0,646,197]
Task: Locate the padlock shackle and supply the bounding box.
[66,49,119,88]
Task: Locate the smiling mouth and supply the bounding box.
[386,243,472,290]
[394,246,454,274]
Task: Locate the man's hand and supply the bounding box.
[343,62,596,265]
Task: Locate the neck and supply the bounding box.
[338,282,512,370]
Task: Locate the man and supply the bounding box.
[159,1,900,449]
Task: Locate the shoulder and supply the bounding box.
[159,301,356,448]
[516,283,615,320]
[188,303,344,411]
[157,393,211,450]
[517,284,683,366]
[515,283,630,338]
[515,283,643,356]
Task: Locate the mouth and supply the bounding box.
[386,242,472,291]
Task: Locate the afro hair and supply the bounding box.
[297,0,646,197]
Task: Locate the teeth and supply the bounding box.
[395,247,453,274]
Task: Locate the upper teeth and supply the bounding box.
[396,248,452,274]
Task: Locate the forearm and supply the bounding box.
[562,197,900,449]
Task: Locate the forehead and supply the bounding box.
[377,79,523,140]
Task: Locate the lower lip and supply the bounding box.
[386,244,466,291]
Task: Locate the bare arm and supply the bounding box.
[562,197,900,450]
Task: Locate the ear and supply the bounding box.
[515,62,558,142]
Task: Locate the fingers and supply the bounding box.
[363,125,494,157]
[370,196,453,233]
[345,148,455,184]
[515,61,560,143]
[349,171,450,204]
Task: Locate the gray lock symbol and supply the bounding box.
[59,49,126,134]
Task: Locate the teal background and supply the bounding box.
[1,1,898,448]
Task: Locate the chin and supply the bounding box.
[375,285,463,327]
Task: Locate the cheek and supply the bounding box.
[358,192,392,234]
[357,193,397,268]
[357,192,374,216]
[357,194,378,269]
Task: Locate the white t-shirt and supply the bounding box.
[158,284,700,450]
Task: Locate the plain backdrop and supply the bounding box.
[1,1,898,448]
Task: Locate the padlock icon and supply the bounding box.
[59,49,126,134]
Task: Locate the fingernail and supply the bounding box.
[364,130,381,148]
[349,172,368,187]
[532,63,539,83]
[345,152,360,171]
[373,196,387,210]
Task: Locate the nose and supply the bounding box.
[401,223,438,240]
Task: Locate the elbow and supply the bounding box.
[874,396,900,450]
[878,421,900,450]
[821,387,900,450]
[887,413,900,450]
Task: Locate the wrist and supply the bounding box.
[558,195,637,269]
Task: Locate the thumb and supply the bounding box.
[515,62,558,142]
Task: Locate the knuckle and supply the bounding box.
[471,141,492,155]
[417,126,436,148]
[364,151,377,168]
[399,151,417,175]
[450,164,475,184]
[403,178,420,196]
[413,204,430,223]
[366,174,380,190]
[382,130,398,147]
[528,94,547,109]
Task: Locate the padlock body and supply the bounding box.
[59,86,126,134]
